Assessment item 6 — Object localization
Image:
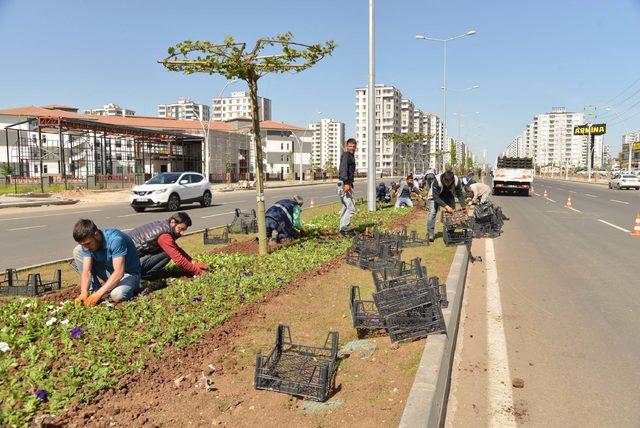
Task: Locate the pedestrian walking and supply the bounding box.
[427,171,466,242]
[338,138,357,236]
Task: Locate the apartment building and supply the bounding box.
[310,118,345,170]
[84,103,135,117]
[211,91,272,122]
[158,98,210,121]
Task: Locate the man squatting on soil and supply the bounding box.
[338,138,357,236]
[265,195,305,243]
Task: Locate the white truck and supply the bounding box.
[492,157,534,196]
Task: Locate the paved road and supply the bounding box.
[446,177,640,426]
[0,182,362,269]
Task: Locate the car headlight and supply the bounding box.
[154,189,168,194]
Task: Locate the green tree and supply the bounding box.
[450,141,457,167]
[1,163,12,177]
[159,33,335,255]
[384,133,431,175]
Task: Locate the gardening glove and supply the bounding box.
[83,293,102,307]
[74,292,88,304]
[343,184,352,192]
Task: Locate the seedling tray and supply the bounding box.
[372,258,426,292]
[228,208,258,234]
[443,228,472,246]
[400,226,430,247]
[349,285,385,331]
[442,210,471,228]
[373,282,439,318]
[255,324,339,402]
[0,269,62,297]
[203,227,230,245]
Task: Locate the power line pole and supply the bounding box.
[367,0,376,211]
[585,105,596,182]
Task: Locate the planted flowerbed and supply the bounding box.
[0,207,410,426]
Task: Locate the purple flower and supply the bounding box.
[70,327,84,339]
[276,278,284,283]
[370,318,380,325]
[175,307,181,312]
[237,292,246,301]
[34,389,48,402]
[242,270,253,277]
[192,297,202,302]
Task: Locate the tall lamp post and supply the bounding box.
[416,30,476,174]
[367,0,376,211]
[195,78,237,182]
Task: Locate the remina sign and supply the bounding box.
[573,124,606,136]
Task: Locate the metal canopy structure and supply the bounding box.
[4,115,203,190]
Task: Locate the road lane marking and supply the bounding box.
[7,225,47,231]
[117,213,142,218]
[201,211,235,219]
[546,198,557,203]
[597,219,630,233]
[584,193,597,198]
[568,190,577,193]
[533,192,541,196]
[610,199,630,205]
[0,209,102,222]
[567,207,582,212]
[322,195,335,199]
[485,239,517,427]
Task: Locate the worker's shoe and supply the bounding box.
[429,235,435,243]
[339,230,348,238]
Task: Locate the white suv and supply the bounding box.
[608,174,640,190]
[130,172,212,212]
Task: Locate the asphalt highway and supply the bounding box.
[447,176,640,426]
[0,182,358,269]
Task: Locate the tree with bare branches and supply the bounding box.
[159,33,335,255]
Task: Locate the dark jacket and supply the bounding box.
[339,151,356,186]
[265,199,299,239]
[128,220,175,257]
[429,174,466,209]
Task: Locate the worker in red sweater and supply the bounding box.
[128,212,208,280]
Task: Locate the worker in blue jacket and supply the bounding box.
[265,195,304,243]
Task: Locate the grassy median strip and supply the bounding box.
[0,205,410,426]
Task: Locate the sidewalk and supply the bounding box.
[0,195,77,209]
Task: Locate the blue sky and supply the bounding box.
[1,0,640,161]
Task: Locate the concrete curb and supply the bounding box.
[0,199,78,209]
[399,244,470,428]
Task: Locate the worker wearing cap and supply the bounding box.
[463,178,492,205]
[265,195,305,243]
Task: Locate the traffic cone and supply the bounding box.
[631,213,640,236]
[310,198,315,208]
[565,196,573,208]
[543,189,548,199]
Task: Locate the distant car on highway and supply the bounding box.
[608,174,640,190]
[130,172,212,212]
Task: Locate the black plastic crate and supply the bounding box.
[371,259,427,292]
[400,226,430,247]
[203,227,230,245]
[472,221,502,239]
[228,208,258,234]
[442,228,472,246]
[428,275,448,308]
[345,244,403,271]
[385,304,447,343]
[373,281,439,318]
[255,324,339,402]
[0,269,62,297]
[349,285,385,332]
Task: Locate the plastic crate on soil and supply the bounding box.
[255,324,339,402]
[428,276,448,308]
[373,281,439,318]
[442,228,472,246]
[385,304,447,343]
[349,285,385,333]
[371,258,427,292]
[399,226,430,247]
[203,227,230,245]
[0,269,62,296]
[345,243,403,271]
[228,208,258,234]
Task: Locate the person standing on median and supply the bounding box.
[427,170,466,242]
[338,138,357,237]
[72,219,141,306]
[128,212,209,280]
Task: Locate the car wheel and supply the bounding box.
[133,206,145,213]
[200,191,212,207]
[167,193,181,211]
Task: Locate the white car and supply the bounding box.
[130,172,212,212]
[608,174,640,190]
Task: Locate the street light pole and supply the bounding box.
[416,30,476,174]
[367,0,376,211]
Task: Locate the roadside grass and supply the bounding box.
[0,204,412,425]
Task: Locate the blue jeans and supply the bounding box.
[395,197,414,208]
[427,200,439,238]
[73,245,141,302]
[339,187,357,232]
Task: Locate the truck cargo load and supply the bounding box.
[493,157,533,196]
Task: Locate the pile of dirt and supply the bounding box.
[40,286,78,303]
[49,256,346,427]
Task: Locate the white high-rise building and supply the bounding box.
[212,91,272,122]
[423,113,444,170]
[310,119,345,170]
[401,100,415,134]
[355,85,403,174]
[158,98,210,121]
[85,103,135,117]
